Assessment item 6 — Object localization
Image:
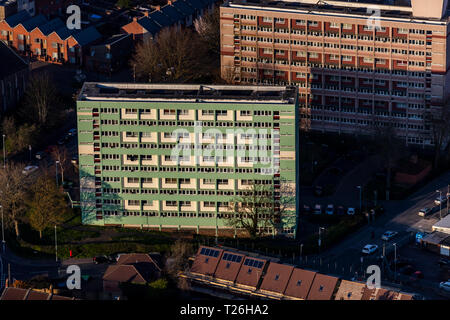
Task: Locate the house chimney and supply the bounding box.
[156,5,161,11]
[144,11,149,17]
[168,0,173,5]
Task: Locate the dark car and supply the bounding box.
[337,206,346,215]
[93,255,110,264]
[399,265,415,275]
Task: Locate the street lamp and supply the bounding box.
[436,190,442,220]
[54,225,57,262]
[357,186,362,212]
[393,243,397,282]
[447,185,449,214]
[55,161,60,187]
[300,243,304,263]
[2,134,5,169]
[318,227,325,253]
[0,205,5,253]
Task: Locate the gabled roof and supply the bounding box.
[4,10,31,28]
[103,265,147,284]
[334,280,366,300]
[235,256,267,289]
[51,26,74,40]
[259,262,294,295]
[149,9,175,27]
[284,268,316,300]
[0,41,28,79]
[36,18,65,36]
[0,287,75,300]
[184,0,205,11]
[306,273,339,300]
[161,4,186,22]
[137,17,162,35]
[172,0,195,16]
[72,26,102,46]
[20,14,47,32]
[213,250,245,283]
[191,246,223,276]
[117,253,161,271]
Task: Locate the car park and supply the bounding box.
[326,204,334,215]
[381,231,398,241]
[336,206,345,215]
[347,207,355,215]
[362,244,378,255]
[418,207,432,217]
[313,204,322,215]
[22,165,38,175]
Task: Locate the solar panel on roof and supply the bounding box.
[200,247,206,255]
[213,250,219,257]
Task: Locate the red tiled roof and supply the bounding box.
[0,287,28,300]
[191,246,224,277]
[117,253,161,271]
[235,256,267,289]
[334,280,366,300]
[213,251,245,283]
[103,265,147,284]
[306,273,339,300]
[0,287,75,300]
[259,263,294,295]
[284,268,316,300]
[27,290,50,300]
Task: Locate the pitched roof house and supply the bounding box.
[235,256,267,290]
[306,273,339,300]
[191,246,223,277]
[213,250,245,284]
[283,268,316,300]
[259,262,294,297]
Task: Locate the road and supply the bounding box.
[304,170,450,298]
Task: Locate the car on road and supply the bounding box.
[439,281,450,292]
[35,151,45,160]
[326,204,334,215]
[347,207,356,215]
[362,244,378,255]
[313,204,322,215]
[22,165,38,175]
[93,255,110,264]
[337,206,346,215]
[435,195,447,206]
[418,207,432,217]
[381,230,398,241]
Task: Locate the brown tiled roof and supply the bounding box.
[376,288,399,300]
[306,274,339,300]
[284,268,316,300]
[235,256,267,289]
[103,265,147,284]
[334,280,366,300]
[361,286,376,300]
[190,246,224,277]
[0,287,75,300]
[117,253,161,271]
[259,263,294,295]
[213,251,245,283]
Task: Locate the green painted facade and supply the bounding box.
[77,83,299,237]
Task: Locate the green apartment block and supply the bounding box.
[77,83,299,237]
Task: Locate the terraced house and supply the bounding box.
[221,0,450,146]
[76,83,299,237]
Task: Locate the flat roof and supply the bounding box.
[226,0,449,22]
[78,83,298,103]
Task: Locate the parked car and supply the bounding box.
[22,165,38,175]
[418,207,432,217]
[438,258,450,268]
[336,206,346,215]
[313,204,322,215]
[68,128,77,136]
[381,230,398,241]
[326,204,335,215]
[347,207,356,215]
[399,265,415,276]
[93,255,110,264]
[440,281,450,292]
[435,195,447,206]
[35,151,45,160]
[109,253,126,262]
[362,244,378,255]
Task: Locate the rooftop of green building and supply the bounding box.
[78,83,298,103]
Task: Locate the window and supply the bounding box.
[166,201,177,207]
[274,274,280,281]
[163,109,175,115]
[296,280,302,286]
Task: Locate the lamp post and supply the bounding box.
[318,227,325,253]
[54,225,57,262]
[357,186,362,213]
[2,134,5,169]
[300,243,304,263]
[55,161,59,187]
[436,190,442,219]
[393,243,397,282]
[447,185,449,214]
[0,205,4,253]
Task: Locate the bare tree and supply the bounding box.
[194,7,220,54]
[225,179,295,238]
[425,105,450,169]
[51,146,70,185]
[130,27,207,83]
[0,162,33,238]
